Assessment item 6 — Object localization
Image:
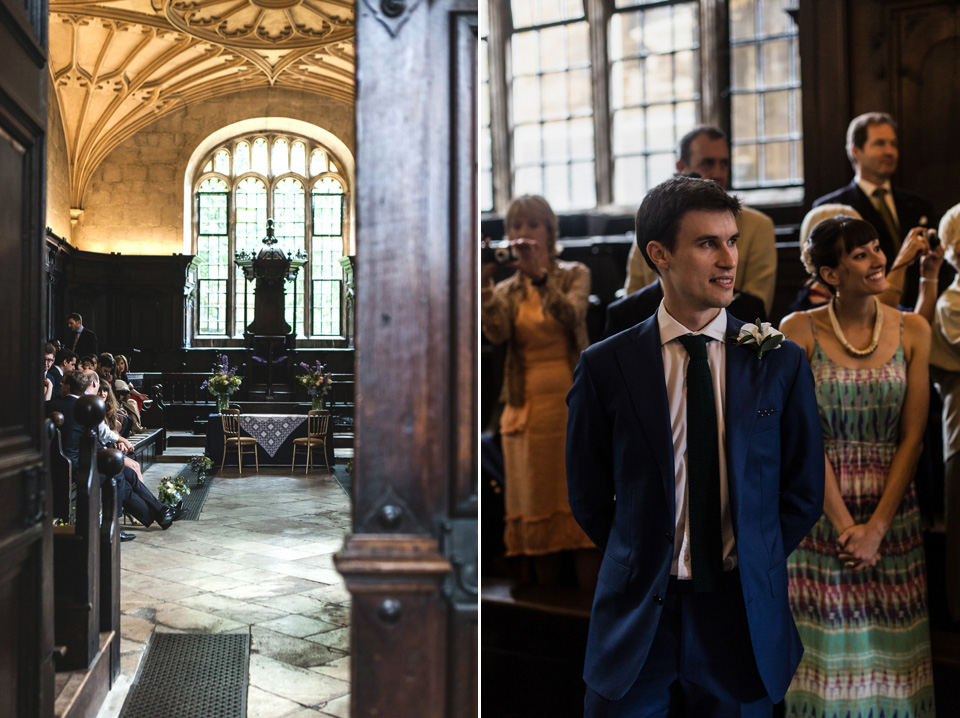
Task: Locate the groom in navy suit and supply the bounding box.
[566,176,824,716]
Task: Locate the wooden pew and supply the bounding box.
[48,412,74,523]
[49,395,122,718]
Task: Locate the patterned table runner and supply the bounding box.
[238,414,308,457]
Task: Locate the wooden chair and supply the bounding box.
[220,408,259,474]
[291,410,331,473]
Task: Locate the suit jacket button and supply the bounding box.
[654,593,663,605]
[665,533,673,543]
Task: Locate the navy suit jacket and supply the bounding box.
[45,396,82,468]
[565,311,824,702]
[812,180,948,308]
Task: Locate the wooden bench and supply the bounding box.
[126,428,164,471]
[48,397,123,718]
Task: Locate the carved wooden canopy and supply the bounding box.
[49,0,355,208]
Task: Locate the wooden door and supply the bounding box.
[0,0,55,714]
[335,0,478,715]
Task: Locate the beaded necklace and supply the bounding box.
[827,296,883,358]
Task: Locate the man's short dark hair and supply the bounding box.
[846,112,897,167]
[63,369,97,395]
[54,348,77,366]
[677,125,727,165]
[44,342,56,356]
[635,176,741,274]
[66,312,82,324]
[98,353,115,369]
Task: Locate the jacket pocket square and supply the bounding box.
[757,408,779,418]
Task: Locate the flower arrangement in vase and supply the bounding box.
[201,354,243,412]
[158,476,191,507]
[296,360,333,411]
[189,455,214,484]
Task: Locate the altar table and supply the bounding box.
[205,413,332,468]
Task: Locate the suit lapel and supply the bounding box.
[724,314,765,529]
[615,315,675,515]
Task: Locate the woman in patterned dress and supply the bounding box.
[780,215,936,717]
[481,195,596,586]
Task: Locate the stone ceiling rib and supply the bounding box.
[49,0,354,212]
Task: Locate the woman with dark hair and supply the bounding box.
[481,194,596,586]
[780,216,935,716]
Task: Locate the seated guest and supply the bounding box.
[114,354,149,412]
[80,354,97,371]
[96,381,146,483]
[113,380,142,429]
[929,201,960,624]
[98,353,115,385]
[47,348,78,398]
[46,370,179,536]
[43,343,56,400]
[603,278,765,340]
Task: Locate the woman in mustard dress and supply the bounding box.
[482,195,595,585]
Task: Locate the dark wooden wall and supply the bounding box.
[799,0,960,217]
[0,0,55,711]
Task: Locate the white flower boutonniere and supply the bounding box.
[735,319,787,360]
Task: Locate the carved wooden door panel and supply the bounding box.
[335,0,478,716]
[0,0,55,714]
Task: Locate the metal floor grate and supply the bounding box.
[166,465,216,521]
[120,633,249,718]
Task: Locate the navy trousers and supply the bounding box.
[101,467,165,527]
[584,570,773,718]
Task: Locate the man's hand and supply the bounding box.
[117,437,134,453]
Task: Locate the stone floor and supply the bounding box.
[96,460,353,718]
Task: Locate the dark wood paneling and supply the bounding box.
[0,0,54,709]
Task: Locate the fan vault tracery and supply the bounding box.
[49,0,355,212]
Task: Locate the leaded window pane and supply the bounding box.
[609,2,700,206]
[252,138,268,174]
[310,149,327,176]
[214,149,230,175]
[234,142,250,175]
[273,138,289,175]
[291,141,306,175]
[729,0,802,187]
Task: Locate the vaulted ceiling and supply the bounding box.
[49,0,355,207]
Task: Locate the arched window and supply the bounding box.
[192,133,348,341]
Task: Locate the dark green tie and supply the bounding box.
[872,187,901,252]
[677,334,723,592]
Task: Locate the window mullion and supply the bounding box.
[487,0,512,211]
[585,0,611,207]
[699,0,730,134]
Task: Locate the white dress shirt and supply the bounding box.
[657,302,738,579]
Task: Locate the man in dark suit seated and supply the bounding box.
[46,370,177,540]
[603,278,767,340]
[47,347,78,399]
[812,111,950,309]
[65,312,98,358]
